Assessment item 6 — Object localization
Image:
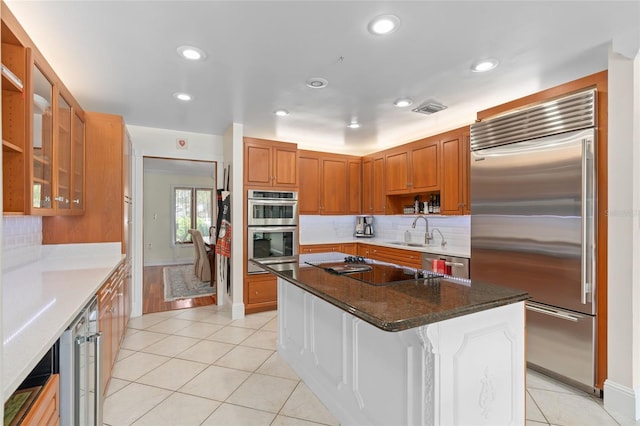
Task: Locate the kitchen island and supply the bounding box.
[252,253,529,426]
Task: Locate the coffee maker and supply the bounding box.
[355,215,374,237]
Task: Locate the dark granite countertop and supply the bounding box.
[251,253,529,332]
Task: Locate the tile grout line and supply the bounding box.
[526,388,551,425]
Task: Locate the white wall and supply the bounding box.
[604,49,640,418]
[222,123,245,319]
[143,171,215,266]
[129,125,224,317]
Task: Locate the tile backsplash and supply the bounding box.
[299,214,470,255]
[2,216,42,270]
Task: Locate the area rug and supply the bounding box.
[163,264,215,302]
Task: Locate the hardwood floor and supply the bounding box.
[143,264,216,314]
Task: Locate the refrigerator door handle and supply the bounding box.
[526,304,579,322]
[581,136,595,304]
[91,332,103,426]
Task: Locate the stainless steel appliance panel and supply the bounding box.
[60,296,102,426]
[470,128,595,315]
[421,254,469,278]
[247,226,298,273]
[247,190,298,226]
[526,302,596,391]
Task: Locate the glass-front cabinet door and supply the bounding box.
[31,64,54,211]
[56,94,72,211]
[72,112,85,212]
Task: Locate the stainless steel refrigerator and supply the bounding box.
[470,89,599,393]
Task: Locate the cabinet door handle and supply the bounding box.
[73,199,81,204]
[54,196,65,202]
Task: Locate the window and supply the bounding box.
[174,186,214,243]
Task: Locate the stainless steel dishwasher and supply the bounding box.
[421,254,469,278]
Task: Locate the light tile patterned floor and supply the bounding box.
[104,304,639,426]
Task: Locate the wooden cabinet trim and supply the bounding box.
[20,374,60,426]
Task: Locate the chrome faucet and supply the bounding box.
[411,215,433,245]
[431,228,447,248]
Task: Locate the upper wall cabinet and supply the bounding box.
[72,112,85,212]
[385,137,439,195]
[1,20,28,214]
[30,63,54,213]
[43,112,124,248]
[29,59,85,216]
[362,154,387,214]
[440,127,471,215]
[2,5,85,216]
[244,137,298,189]
[299,150,360,215]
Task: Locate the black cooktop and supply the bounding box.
[304,256,442,286]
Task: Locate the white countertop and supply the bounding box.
[2,243,124,401]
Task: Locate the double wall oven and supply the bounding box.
[247,190,298,273]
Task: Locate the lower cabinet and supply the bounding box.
[300,243,359,256]
[9,374,60,426]
[98,261,128,395]
[21,374,60,426]
[245,273,277,314]
[358,243,422,269]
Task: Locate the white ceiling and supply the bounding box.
[6,1,639,155]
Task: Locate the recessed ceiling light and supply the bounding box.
[347,121,360,129]
[306,77,329,89]
[471,58,499,72]
[173,92,192,101]
[177,45,206,61]
[368,14,400,35]
[274,109,289,116]
[394,98,413,107]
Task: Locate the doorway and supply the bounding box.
[142,157,218,313]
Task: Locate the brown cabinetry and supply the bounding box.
[362,155,387,214]
[19,374,60,426]
[357,243,422,269]
[372,156,386,214]
[244,137,298,189]
[385,138,439,195]
[1,6,85,216]
[43,112,124,251]
[347,159,361,214]
[299,150,359,215]
[245,273,277,313]
[98,261,128,395]
[440,127,471,215]
[1,19,28,215]
[300,243,357,254]
[361,158,372,214]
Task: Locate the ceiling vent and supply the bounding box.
[412,100,447,115]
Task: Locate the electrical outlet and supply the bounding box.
[153,213,158,220]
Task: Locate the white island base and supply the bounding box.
[277,278,526,426]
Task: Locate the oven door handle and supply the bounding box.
[249,199,298,205]
[248,226,298,233]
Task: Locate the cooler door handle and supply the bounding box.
[526,304,579,322]
[90,332,103,426]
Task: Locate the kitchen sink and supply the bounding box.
[387,241,434,248]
